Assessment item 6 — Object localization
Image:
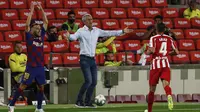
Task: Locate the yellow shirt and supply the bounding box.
[9,53,27,73]
[184,8,200,19]
[104,61,122,66]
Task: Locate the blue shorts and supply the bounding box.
[22,66,46,85]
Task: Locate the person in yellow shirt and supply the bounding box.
[104,52,133,66]
[184,1,200,19]
[9,41,27,84]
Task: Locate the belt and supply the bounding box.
[80,55,95,59]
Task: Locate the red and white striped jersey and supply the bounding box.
[149,34,177,70]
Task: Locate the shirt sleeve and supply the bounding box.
[98,29,123,37]
[9,54,26,73]
[149,37,154,48]
[171,39,177,50]
[69,29,81,41]
[183,9,190,19]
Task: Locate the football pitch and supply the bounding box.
[1,103,200,112]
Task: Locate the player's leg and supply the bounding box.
[146,69,160,112]
[160,68,173,110]
[76,56,92,107]
[85,59,97,107]
[34,67,46,112]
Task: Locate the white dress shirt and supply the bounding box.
[69,25,123,57]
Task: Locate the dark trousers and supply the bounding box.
[77,55,97,104]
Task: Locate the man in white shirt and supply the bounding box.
[68,14,133,108]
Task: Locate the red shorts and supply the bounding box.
[149,67,171,86]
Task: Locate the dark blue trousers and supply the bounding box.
[76,55,97,104]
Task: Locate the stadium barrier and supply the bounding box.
[3,64,200,104]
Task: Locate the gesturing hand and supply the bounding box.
[123,27,133,34]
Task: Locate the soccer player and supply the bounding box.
[8,3,48,112]
[144,23,179,112]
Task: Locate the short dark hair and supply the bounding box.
[67,10,75,16]
[154,15,163,21]
[14,41,21,46]
[156,23,166,33]
[48,26,57,32]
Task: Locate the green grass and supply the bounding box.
[1,103,200,112]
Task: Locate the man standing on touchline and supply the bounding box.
[67,14,133,108]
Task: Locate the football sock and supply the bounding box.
[148,91,155,112]
[164,85,172,96]
[9,88,23,106]
[37,89,44,109]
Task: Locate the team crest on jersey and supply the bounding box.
[33,41,43,47]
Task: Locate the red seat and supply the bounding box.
[178,40,195,51]
[70,41,80,53]
[163,18,173,29]
[63,53,80,66]
[19,9,37,20]
[171,29,184,39]
[192,94,200,102]
[179,8,187,17]
[133,0,150,7]
[75,8,90,19]
[10,0,27,9]
[98,54,105,65]
[184,29,200,39]
[27,0,45,8]
[120,19,137,29]
[116,52,135,63]
[138,18,154,29]
[46,0,63,8]
[128,29,146,40]
[102,19,119,30]
[21,42,27,53]
[44,53,63,66]
[0,42,14,53]
[145,8,161,18]
[151,0,168,7]
[162,8,178,18]
[127,8,144,19]
[99,0,116,8]
[75,19,83,28]
[131,95,146,103]
[177,94,197,102]
[190,51,200,64]
[172,51,190,64]
[0,32,4,41]
[2,9,18,20]
[107,41,124,52]
[43,42,51,53]
[92,20,101,28]
[64,0,80,8]
[81,0,98,8]
[174,18,191,29]
[95,55,99,65]
[12,20,26,31]
[197,39,200,50]
[55,9,70,19]
[191,18,200,28]
[116,0,132,8]
[49,20,64,28]
[111,8,127,19]
[0,0,9,8]
[51,40,69,53]
[161,94,177,102]
[92,8,109,19]
[4,31,22,42]
[116,95,135,103]
[124,40,141,51]
[136,54,152,64]
[38,9,55,19]
[0,20,11,31]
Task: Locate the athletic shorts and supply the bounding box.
[21,66,46,85]
[149,67,171,86]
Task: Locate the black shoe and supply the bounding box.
[85,103,97,108]
[75,102,85,108]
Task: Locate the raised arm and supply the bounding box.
[25,3,35,32]
[99,27,133,37]
[37,3,48,30]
